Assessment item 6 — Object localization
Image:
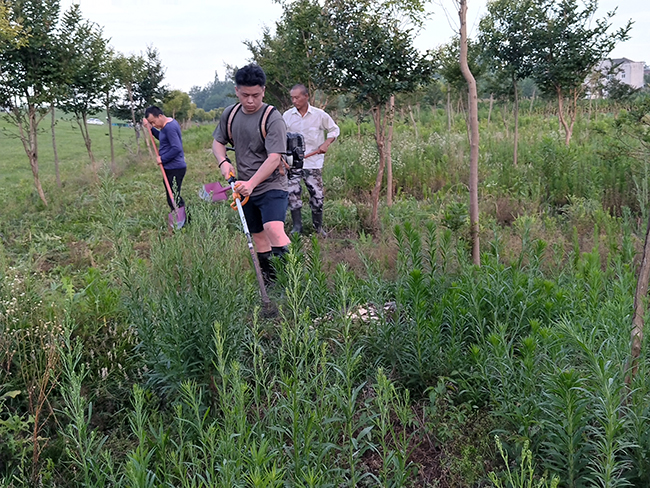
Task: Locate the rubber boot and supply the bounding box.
[291,209,303,234]
[312,211,326,236]
[271,246,289,282]
[272,246,289,261]
[257,251,274,286]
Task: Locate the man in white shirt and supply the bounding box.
[283,84,340,235]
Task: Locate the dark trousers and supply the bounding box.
[163,167,186,211]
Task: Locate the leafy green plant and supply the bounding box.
[59,326,113,487]
[0,389,32,483]
[489,435,559,488]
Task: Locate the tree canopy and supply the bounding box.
[245,0,328,109]
[189,75,235,111]
[58,4,111,166]
[318,0,433,107]
[0,0,71,205]
[0,2,26,47]
[111,47,167,123]
[478,0,535,98]
[528,0,632,144]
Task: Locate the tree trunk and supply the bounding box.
[76,116,97,175]
[556,86,576,146]
[529,87,536,115]
[487,93,494,128]
[446,89,452,132]
[15,106,48,206]
[501,103,510,138]
[408,104,419,141]
[627,214,650,385]
[370,105,388,227]
[51,107,61,188]
[386,95,395,207]
[513,75,519,168]
[126,83,144,156]
[459,0,480,266]
[106,93,116,174]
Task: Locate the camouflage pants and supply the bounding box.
[288,168,324,213]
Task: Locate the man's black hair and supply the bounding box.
[235,64,266,88]
[291,84,309,97]
[144,106,164,118]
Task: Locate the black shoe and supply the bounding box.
[291,209,303,234]
[312,211,326,236]
[257,251,275,287]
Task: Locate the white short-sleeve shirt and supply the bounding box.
[282,104,340,170]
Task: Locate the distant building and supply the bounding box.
[598,58,645,89]
[586,57,645,98]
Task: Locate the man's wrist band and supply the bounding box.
[218,157,231,168]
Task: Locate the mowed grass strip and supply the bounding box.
[0,115,136,185]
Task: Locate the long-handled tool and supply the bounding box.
[146,126,186,230]
[228,173,277,318]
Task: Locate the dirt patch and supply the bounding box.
[68,240,95,268]
[319,235,398,280]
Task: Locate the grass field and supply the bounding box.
[2,102,650,487]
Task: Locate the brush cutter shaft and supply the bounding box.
[231,183,252,238]
[229,179,271,305]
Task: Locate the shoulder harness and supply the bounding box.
[226,103,277,146]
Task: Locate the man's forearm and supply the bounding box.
[212,140,227,162]
[249,154,282,189]
[212,140,233,179]
[321,137,336,151]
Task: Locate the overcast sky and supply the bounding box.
[61,0,649,93]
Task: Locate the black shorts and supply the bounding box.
[242,190,288,234]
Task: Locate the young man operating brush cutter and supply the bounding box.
[212,64,290,286]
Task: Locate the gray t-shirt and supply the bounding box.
[213,104,288,196]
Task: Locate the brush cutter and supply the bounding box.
[146,126,186,230]
[201,133,304,203]
[228,172,277,318]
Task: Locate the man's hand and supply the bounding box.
[234,179,255,197]
[220,161,235,180]
[305,142,331,159]
[156,155,162,165]
[142,117,151,129]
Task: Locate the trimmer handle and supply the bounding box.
[228,172,248,208]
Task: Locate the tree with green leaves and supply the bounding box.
[58,4,110,171]
[0,2,25,47]
[112,47,167,156]
[163,90,194,127]
[479,0,536,167]
[246,0,328,109]
[113,53,144,135]
[318,0,433,225]
[192,107,220,123]
[137,46,167,108]
[189,75,234,111]
[529,0,631,145]
[102,48,121,174]
[0,0,71,206]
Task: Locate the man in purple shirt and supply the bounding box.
[143,106,187,211]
